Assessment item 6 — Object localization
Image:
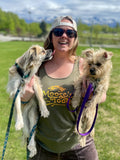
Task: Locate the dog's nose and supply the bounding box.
[90,68,96,75]
[44,49,53,61]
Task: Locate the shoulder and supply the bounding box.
[78,57,85,75]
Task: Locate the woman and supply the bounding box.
[22,16,106,160]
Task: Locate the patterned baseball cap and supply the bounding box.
[51,16,77,31]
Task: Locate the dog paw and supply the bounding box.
[80,137,86,147]
[15,121,24,130]
[41,109,49,118]
[71,101,78,109]
[28,144,37,158]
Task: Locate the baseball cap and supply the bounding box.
[51,16,77,31]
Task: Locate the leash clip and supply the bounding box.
[20,78,25,87]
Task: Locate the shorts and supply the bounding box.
[28,136,98,160]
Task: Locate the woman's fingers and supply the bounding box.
[21,76,35,102]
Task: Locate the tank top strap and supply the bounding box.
[37,63,46,77]
[70,56,80,81]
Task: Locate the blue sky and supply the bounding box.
[0,0,120,23]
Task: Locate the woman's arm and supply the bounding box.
[100,92,106,103]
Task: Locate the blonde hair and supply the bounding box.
[44,17,79,57]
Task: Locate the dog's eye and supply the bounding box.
[88,63,91,66]
[96,63,101,67]
[42,50,46,54]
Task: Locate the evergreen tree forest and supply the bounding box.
[0,8,120,45]
[0,8,44,37]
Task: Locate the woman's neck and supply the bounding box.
[51,50,75,65]
[44,52,75,78]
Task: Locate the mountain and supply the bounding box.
[24,15,119,28]
[81,16,119,27]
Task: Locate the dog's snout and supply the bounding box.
[44,49,53,61]
[90,68,96,75]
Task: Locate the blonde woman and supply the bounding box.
[22,16,106,160]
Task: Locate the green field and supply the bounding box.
[0,41,120,160]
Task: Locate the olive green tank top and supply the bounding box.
[36,58,80,153]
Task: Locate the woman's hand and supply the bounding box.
[21,76,35,102]
[81,79,106,103]
[100,92,106,103]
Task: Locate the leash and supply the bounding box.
[76,83,98,136]
[1,80,24,160]
[67,83,98,136]
[15,63,30,79]
[1,62,30,159]
[2,55,53,159]
[67,92,79,112]
[27,117,39,160]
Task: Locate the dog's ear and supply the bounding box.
[82,49,94,58]
[29,47,37,56]
[103,51,113,60]
[29,45,45,56]
[28,46,39,63]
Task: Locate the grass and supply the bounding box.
[0,41,120,160]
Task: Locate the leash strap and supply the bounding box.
[27,117,39,160]
[15,63,24,78]
[1,84,21,160]
[77,104,98,136]
[76,83,98,136]
[15,63,30,79]
[67,83,98,136]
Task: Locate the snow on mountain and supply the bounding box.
[23,14,119,28]
[81,16,119,27]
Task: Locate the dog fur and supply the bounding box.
[7,45,51,157]
[72,48,113,147]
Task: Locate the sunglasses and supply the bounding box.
[52,28,77,38]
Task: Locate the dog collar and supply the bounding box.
[15,63,30,79]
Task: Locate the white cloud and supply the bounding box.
[0,0,120,23]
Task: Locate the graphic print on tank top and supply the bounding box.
[43,85,73,108]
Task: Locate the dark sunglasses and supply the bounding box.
[52,28,77,38]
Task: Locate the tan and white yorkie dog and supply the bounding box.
[7,45,52,157]
[72,48,113,147]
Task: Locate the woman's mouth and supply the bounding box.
[59,41,68,45]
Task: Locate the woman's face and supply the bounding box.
[52,19,76,54]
